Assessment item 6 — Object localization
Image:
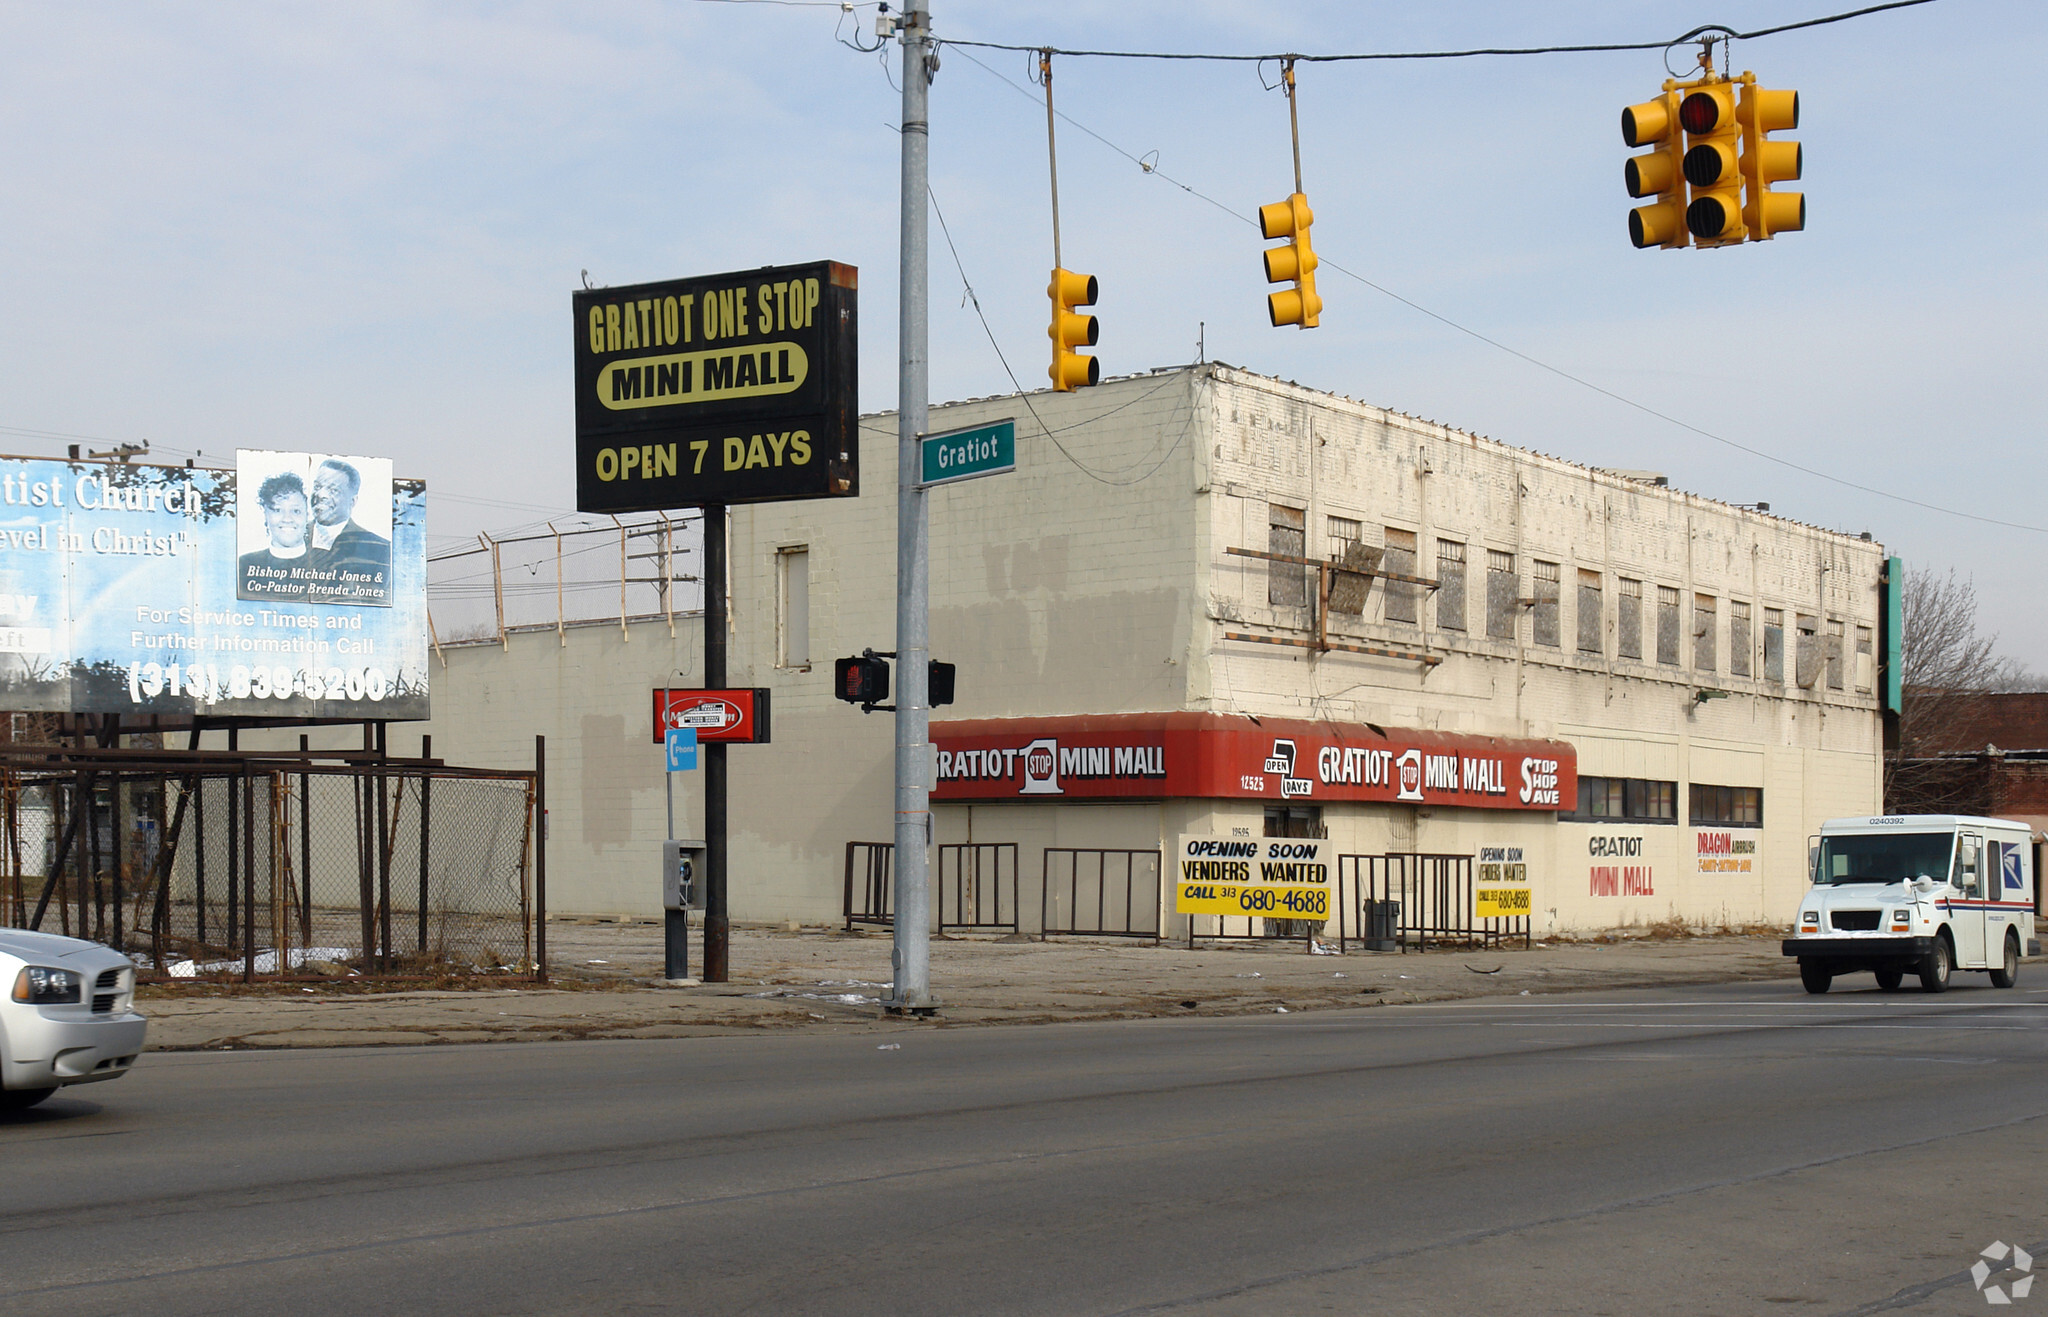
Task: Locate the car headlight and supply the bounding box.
[1800,910,1819,925]
[12,966,83,1005]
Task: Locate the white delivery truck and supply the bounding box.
[1784,815,2040,994]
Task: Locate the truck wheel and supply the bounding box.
[1875,968,1904,992]
[1918,935,1952,994]
[1799,960,1832,994]
[1989,932,2020,989]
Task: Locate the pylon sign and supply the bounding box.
[1623,72,1803,250]
[573,260,859,512]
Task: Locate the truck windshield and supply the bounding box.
[1814,832,1954,886]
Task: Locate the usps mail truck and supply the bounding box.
[1784,815,2039,994]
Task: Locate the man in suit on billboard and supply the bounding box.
[307,458,391,604]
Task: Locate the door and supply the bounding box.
[1948,832,1989,968]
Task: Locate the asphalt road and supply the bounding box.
[5,976,2047,1316]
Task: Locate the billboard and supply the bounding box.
[0,452,428,719]
[572,260,858,512]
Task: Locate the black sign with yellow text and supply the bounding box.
[573,261,857,511]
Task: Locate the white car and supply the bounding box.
[1,927,147,1111]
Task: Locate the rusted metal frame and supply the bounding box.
[148,732,203,971]
[271,772,291,971]
[299,736,313,948]
[1225,544,1439,588]
[533,734,547,982]
[1040,848,1162,941]
[1223,631,1443,666]
[843,841,894,930]
[513,778,533,972]
[242,762,256,983]
[4,771,19,929]
[417,763,432,955]
[85,770,103,941]
[27,777,85,933]
[354,767,373,968]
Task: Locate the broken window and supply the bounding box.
[1267,504,1306,607]
[1617,578,1643,659]
[1729,601,1752,677]
[1795,613,1820,688]
[1577,569,1603,654]
[1532,560,1560,647]
[1826,619,1845,690]
[1435,540,1466,631]
[1855,625,1874,692]
[1656,585,1681,666]
[1693,593,1717,672]
[1383,527,1418,624]
[1764,607,1785,683]
[1486,550,1517,640]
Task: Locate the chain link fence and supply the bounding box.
[2,754,541,980]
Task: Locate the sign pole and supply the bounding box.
[703,501,729,983]
[887,5,935,1014]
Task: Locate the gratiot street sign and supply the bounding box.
[919,418,1015,488]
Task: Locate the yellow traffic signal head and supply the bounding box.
[1678,81,1746,246]
[1739,81,1805,240]
[1047,267,1100,391]
[1622,88,1689,250]
[1260,192,1321,328]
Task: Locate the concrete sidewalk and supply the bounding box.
[136,924,1807,1050]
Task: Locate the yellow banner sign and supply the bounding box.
[1174,835,1332,920]
[1474,886,1532,918]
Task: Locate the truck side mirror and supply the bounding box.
[1807,843,1819,882]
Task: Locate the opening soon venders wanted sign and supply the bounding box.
[931,713,1574,810]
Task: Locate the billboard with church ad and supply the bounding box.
[0,450,428,719]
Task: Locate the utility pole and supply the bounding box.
[885,4,936,1015]
[702,501,729,982]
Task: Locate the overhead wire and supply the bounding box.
[944,33,2048,535]
[940,1,1939,62]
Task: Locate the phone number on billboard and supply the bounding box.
[127,661,393,704]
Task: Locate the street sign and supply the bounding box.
[573,261,859,512]
[652,688,772,744]
[664,726,699,772]
[920,418,1015,488]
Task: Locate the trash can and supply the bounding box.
[1363,899,1400,952]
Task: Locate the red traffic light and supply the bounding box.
[1679,91,1723,134]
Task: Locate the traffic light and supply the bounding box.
[1738,79,1804,240]
[1259,192,1321,328]
[928,661,956,707]
[1048,268,1099,391]
[1678,80,1745,245]
[1622,89,1689,249]
[833,655,889,706]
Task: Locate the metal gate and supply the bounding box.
[843,841,893,930]
[1336,853,1529,951]
[1041,848,1161,941]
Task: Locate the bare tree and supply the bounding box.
[1885,567,2024,812]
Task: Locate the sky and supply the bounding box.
[0,1,2041,653]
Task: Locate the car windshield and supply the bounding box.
[1814,832,1954,886]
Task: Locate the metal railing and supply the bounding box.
[1335,853,1529,952]
[843,841,893,930]
[1041,848,1162,941]
[937,843,1018,934]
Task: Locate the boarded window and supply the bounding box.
[777,546,810,668]
[1656,586,1681,666]
[1826,619,1845,689]
[1693,593,1717,672]
[1532,560,1560,647]
[1326,538,1381,616]
[1383,528,1418,623]
[1268,504,1306,607]
[1855,625,1874,692]
[1763,607,1785,683]
[1690,784,1763,826]
[1577,569,1603,654]
[1795,613,1820,688]
[1435,540,1466,631]
[1617,578,1643,659]
[1729,601,1752,677]
[1486,550,1517,640]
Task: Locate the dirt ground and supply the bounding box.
[135,921,1813,1050]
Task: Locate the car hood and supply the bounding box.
[1811,881,1946,904]
[0,926,131,965]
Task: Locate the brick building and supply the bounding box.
[382,363,1887,934]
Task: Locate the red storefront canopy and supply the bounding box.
[932,712,1576,811]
